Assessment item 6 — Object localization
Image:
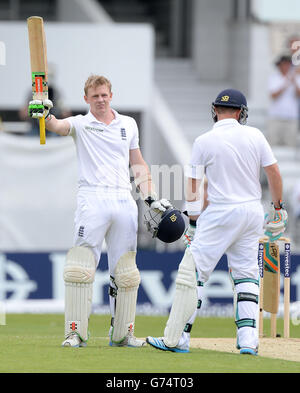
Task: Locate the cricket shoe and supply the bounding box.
[109,330,146,348]
[146,336,189,353]
[62,333,87,348]
[240,347,258,356]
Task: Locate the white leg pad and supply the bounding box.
[235,281,259,350]
[111,251,141,343]
[64,247,96,342]
[164,248,198,347]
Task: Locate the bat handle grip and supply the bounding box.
[39,116,46,145]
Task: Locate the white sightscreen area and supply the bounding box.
[0,133,77,251]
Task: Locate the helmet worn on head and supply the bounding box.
[211,88,248,125]
[144,207,186,243]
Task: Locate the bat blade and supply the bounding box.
[263,242,280,314]
[27,16,48,145]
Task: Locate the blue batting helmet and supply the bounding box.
[211,88,248,124]
[144,208,186,243]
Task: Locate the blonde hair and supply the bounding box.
[84,75,112,96]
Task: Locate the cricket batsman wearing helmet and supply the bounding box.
[28,75,172,348]
[147,89,288,355]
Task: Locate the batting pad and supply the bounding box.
[234,281,259,350]
[64,247,96,342]
[111,251,141,343]
[164,248,198,347]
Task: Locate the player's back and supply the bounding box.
[192,119,276,204]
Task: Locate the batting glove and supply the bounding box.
[145,197,173,213]
[151,198,173,213]
[183,220,196,247]
[264,201,288,242]
[28,99,53,119]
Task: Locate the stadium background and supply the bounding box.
[0,0,300,323]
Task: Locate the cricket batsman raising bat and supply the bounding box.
[27,16,52,144]
[28,70,175,347]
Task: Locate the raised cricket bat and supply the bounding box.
[27,16,48,145]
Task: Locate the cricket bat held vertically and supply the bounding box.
[27,16,48,145]
[262,241,280,338]
[259,236,291,339]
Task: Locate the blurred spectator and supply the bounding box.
[292,180,300,219]
[266,54,300,147]
[19,63,71,137]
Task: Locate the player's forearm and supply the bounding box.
[186,177,201,202]
[138,178,156,200]
[132,162,157,201]
[130,149,157,201]
[45,115,70,136]
[185,177,207,220]
[264,163,283,206]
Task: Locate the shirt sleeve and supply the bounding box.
[259,132,277,167]
[65,116,77,138]
[129,118,140,150]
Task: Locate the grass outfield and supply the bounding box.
[0,314,299,373]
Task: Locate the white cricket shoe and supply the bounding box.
[109,329,146,348]
[62,333,87,348]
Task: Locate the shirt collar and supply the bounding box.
[86,109,120,125]
[213,118,239,128]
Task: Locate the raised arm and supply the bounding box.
[45,114,71,136]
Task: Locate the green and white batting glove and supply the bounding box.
[28,99,53,119]
[264,201,288,242]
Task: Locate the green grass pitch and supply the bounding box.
[0,314,299,373]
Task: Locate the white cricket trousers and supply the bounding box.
[191,200,264,281]
[73,187,138,273]
[190,200,264,349]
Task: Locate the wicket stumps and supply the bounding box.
[258,236,291,339]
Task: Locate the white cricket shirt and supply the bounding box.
[187,119,277,204]
[67,109,139,190]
